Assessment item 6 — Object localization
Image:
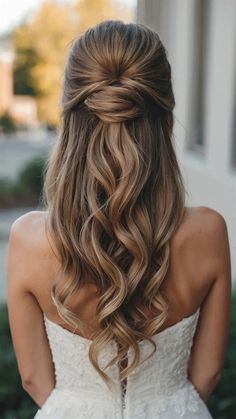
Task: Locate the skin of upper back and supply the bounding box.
[10,205,228,329]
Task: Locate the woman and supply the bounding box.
[7,20,231,418]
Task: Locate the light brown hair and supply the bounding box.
[43,20,186,389]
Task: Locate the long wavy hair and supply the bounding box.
[43,20,186,389]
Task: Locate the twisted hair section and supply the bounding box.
[43,20,186,388]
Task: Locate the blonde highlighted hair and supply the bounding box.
[43,20,186,389]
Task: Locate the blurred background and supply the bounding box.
[0,0,235,418]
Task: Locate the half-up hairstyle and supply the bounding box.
[43,19,186,389]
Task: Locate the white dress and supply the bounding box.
[34,306,213,418]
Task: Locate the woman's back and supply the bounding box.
[24,206,215,335]
[8,205,230,418]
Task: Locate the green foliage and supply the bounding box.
[0,177,13,194]
[0,155,46,208]
[16,156,46,196]
[0,304,38,418]
[0,177,16,207]
[0,293,235,418]
[207,292,236,418]
[13,49,39,97]
[0,112,17,134]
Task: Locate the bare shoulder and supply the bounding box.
[8,210,58,267]
[8,210,60,294]
[9,210,49,250]
[10,210,47,232]
[184,205,227,231]
[177,206,230,288]
[180,205,228,245]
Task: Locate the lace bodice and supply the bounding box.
[34,307,213,418]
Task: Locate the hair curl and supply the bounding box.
[43,20,186,390]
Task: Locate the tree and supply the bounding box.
[11,0,134,127]
[73,0,133,32]
[11,1,76,126]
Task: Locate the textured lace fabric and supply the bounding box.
[34,307,213,418]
